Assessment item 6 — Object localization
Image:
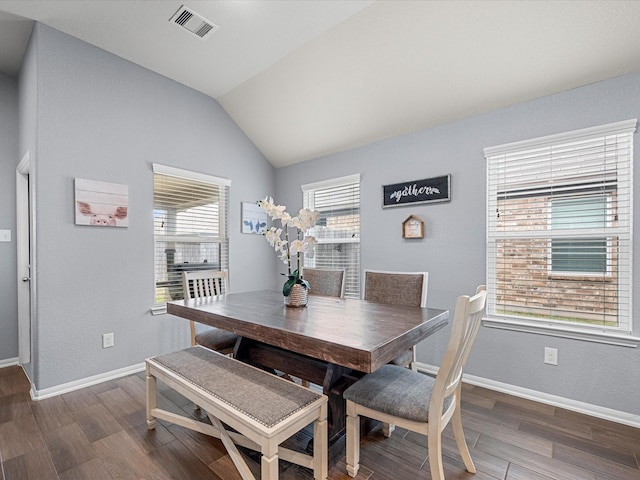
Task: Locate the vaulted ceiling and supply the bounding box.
[1,1,639,167]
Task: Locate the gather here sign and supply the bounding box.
[382,175,451,208]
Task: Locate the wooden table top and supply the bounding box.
[167,290,449,373]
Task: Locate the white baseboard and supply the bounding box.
[0,357,19,368]
[31,363,146,401]
[415,362,640,429]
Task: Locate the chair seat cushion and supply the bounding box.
[195,327,239,352]
[343,364,451,423]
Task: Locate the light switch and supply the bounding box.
[0,230,11,242]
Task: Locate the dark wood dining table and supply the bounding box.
[167,290,448,464]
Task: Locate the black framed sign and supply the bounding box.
[382,174,451,208]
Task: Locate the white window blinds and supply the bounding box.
[485,119,636,334]
[152,164,230,311]
[302,174,361,298]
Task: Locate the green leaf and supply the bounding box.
[283,277,295,296]
[291,269,301,281]
[282,269,309,296]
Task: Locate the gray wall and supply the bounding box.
[0,72,18,362]
[276,71,640,417]
[16,24,277,390]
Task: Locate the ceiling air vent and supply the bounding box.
[169,5,219,40]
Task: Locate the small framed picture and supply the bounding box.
[242,202,268,234]
[402,214,424,239]
[75,178,129,227]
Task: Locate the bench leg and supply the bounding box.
[261,453,278,480]
[208,413,257,480]
[145,366,157,430]
[313,404,328,480]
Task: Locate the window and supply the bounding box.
[550,195,609,275]
[152,164,230,313]
[302,174,361,298]
[485,119,636,342]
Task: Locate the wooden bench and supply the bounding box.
[146,346,328,480]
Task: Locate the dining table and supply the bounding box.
[167,289,449,465]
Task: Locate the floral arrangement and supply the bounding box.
[258,197,320,296]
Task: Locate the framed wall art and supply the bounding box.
[382,174,451,208]
[241,202,268,234]
[402,214,424,239]
[75,178,129,227]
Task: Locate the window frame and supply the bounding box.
[484,119,639,347]
[151,163,231,314]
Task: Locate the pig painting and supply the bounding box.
[77,201,128,226]
[74,178,129,227]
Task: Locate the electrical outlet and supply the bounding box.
[102,332,114,348]
[544,347,558,365]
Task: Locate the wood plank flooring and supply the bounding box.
[1,365,639,479]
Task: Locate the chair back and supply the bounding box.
[182,270,229,299]
[182,270,230,347]
[432,286,487,408]
[303,268,346,298]
[362,270,428,307]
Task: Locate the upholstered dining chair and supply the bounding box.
[343,286,487,480]
[181,270,238,355]
[303,267,346,298]
[362,269,428,370]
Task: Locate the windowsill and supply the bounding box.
[482,317,640,347]
[151,306,167,315]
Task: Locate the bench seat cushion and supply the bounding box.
[151,346,322,428]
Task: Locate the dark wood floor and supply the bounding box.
[1,365,639,480]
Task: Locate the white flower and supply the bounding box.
[264,227,282,247]
[290,239,304,255]
[258,197,286,220]
[274,241,287,255]
[280,212,292,226]
[258,197,319,276]
[298,209,320,230]
[289,217,303,230]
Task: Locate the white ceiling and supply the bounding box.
[1,1,639,168]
